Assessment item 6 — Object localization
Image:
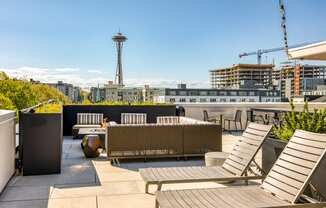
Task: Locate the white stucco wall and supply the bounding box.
[0,110,16,193]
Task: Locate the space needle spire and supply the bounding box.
[112,32,127,86]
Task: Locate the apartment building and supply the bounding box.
[273,64,326,98]
[47,81,82,103]
[89,82,163,103]
[153,85,281,104]
[210,64,274,89]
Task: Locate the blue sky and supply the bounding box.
[0,0,325,88]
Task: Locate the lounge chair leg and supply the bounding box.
[145,183,149,194]
[156,199,159,208]
[157,183,162,191]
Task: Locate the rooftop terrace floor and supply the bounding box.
[0,133,259,208]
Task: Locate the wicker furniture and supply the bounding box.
[140,123,272,193]
[72,113,104,139]
[155,130,326,208]
[106,117,222,160]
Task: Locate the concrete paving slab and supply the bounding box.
[97,193,155,208]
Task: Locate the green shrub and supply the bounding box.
[34,103,62,113]
[273,101,326,141]
[0,93,15,110]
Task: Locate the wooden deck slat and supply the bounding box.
[272,165,307,183]
[279,153,316,169]
[262,182,296,203]
[268,170,303,189]
[239,137,262,146]
[222,163,242,175]
[291,136,326,149]
[245,128,269,137]
[295,130,326,142]
[287,142,324,155]
[283,147,320,162]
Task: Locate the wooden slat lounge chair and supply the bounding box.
[140,123,273,193]
[155,130,326,208]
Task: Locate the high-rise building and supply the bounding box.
[210,64,274,89]
[273,64,326,98]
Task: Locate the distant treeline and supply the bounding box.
[0,72,69,110]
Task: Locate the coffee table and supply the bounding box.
[78,128,106,149]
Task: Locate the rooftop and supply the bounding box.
[0,134,243,208]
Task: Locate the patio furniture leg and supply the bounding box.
[155,199,159,208]
[235,121,237,131]
[157,183,163,191]
[228,120,230,131]
[240,121,243,130]
[145,183,150,194]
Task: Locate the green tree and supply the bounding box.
[0,93,14,110]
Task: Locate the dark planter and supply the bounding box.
[261,138,287,174]
[262,137,326,200]
[62,105,177,136]
[20,112,62,175]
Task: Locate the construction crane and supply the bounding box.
[239,0,290,64]
[239,47,286,65]
[238,43,313,64]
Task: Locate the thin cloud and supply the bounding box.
[0,66,209,89]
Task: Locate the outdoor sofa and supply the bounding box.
[72,113,103,139]
[106,116,222,160]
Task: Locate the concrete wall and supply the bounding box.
[181,102,326,130]
[0,110,16,193]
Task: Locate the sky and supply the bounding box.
[0,0,325,88]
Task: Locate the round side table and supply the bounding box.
[205,152,229,166]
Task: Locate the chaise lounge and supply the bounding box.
[140,122,273,193]
[155,130,326,208]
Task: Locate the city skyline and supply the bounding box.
[1,0,326,88]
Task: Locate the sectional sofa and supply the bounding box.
[106,116,222,160]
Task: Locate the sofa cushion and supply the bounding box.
[157,116,180,124]
[73,124,102,129]
[77,113,103,125]
[121,113,147,124]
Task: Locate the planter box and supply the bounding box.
[0,110,16,193]
[262,137,326,199]
[20,113,62,176]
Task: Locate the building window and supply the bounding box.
[220,98,227,102]
[179,91,187,96]
[200,98,207,102]
[169,91,176,96]
[189,98,197,102]
[249,98,255,102]
[169,98,175,103]
[219,91,227,96]
[229,91,237,96]
[210,98,217,102]
[239,91,247,96]
[249,91,255,96]
[230,98,236,102]
[189,91,198,96]
[179,98,186,102]
[199,91,208,96]
[240,98,246,102]
[208,91,217,96]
